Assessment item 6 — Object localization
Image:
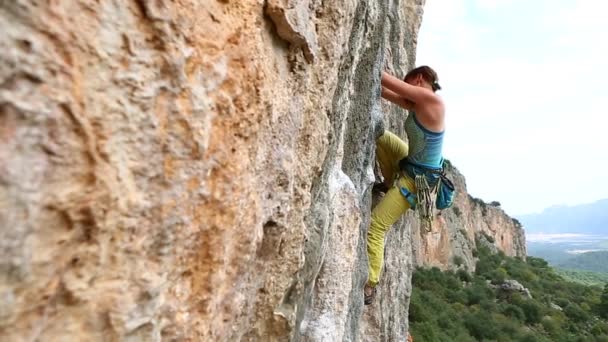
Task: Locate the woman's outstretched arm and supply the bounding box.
[381,71,437,105]
[381,86,413,110]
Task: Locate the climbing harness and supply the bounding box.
[398,158,456,232]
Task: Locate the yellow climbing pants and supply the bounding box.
[367,131,416,287]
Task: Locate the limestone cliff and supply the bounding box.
[0,1,526,341]
[0,0,423,341]
[410,161,527,271]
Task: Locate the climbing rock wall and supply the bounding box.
[411,161,527,271]
[0,0,425,341]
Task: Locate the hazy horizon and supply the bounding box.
[518,197,608,216]
[416,0,608,216]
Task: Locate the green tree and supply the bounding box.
[464,312,499,340]
[490,268,508,284]
[457,269,472,282]
[409,247,604,342]
[518,300,544,325]
[501,304,525,322]
[599,284,608,318]
[592,321,608,335]
[411,322,439,341]
[409,295,431,323]
[541,316,561,337]
[564,303,589,322]
[453,255,465,267]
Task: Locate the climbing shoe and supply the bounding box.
[364,283,377,305]
[374,116,386,140]
[372,182,389,195]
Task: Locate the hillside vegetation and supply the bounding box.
[556,268,608,287]
[558,251,608,273]
[409,243,608,341]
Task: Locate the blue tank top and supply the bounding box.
[405,112,444,168]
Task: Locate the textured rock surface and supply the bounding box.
[0,0,426,341]
[499,279,533,299]
[1,0,526,340]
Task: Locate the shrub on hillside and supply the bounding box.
[541,316,561,338]
[517,300,545,324]
[489,268,508,284]
[464,312,499,340]
[457,269,472,282]
[564,303,590,322]
[501,304,526,322]
[600,284,608,318]
[592,321,608,335]
[410,244,604,342]
[453,255,465,267]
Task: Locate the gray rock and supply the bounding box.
[500,279,533,299]
[501,279,525,291]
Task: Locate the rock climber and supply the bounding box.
[365,66,445,305]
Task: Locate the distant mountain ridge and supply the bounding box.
[557,251,608,273]
[517,199,608,234]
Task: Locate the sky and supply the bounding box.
[416,0,608,216]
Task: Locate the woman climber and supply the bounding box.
[365,66,446,305]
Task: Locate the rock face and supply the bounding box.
[411,161,527,271]
[1,1,526,340]
[0,0,426,341]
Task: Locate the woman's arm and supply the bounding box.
[381,72,438,105]
[381,71,445,128]
[381,86,413,110]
